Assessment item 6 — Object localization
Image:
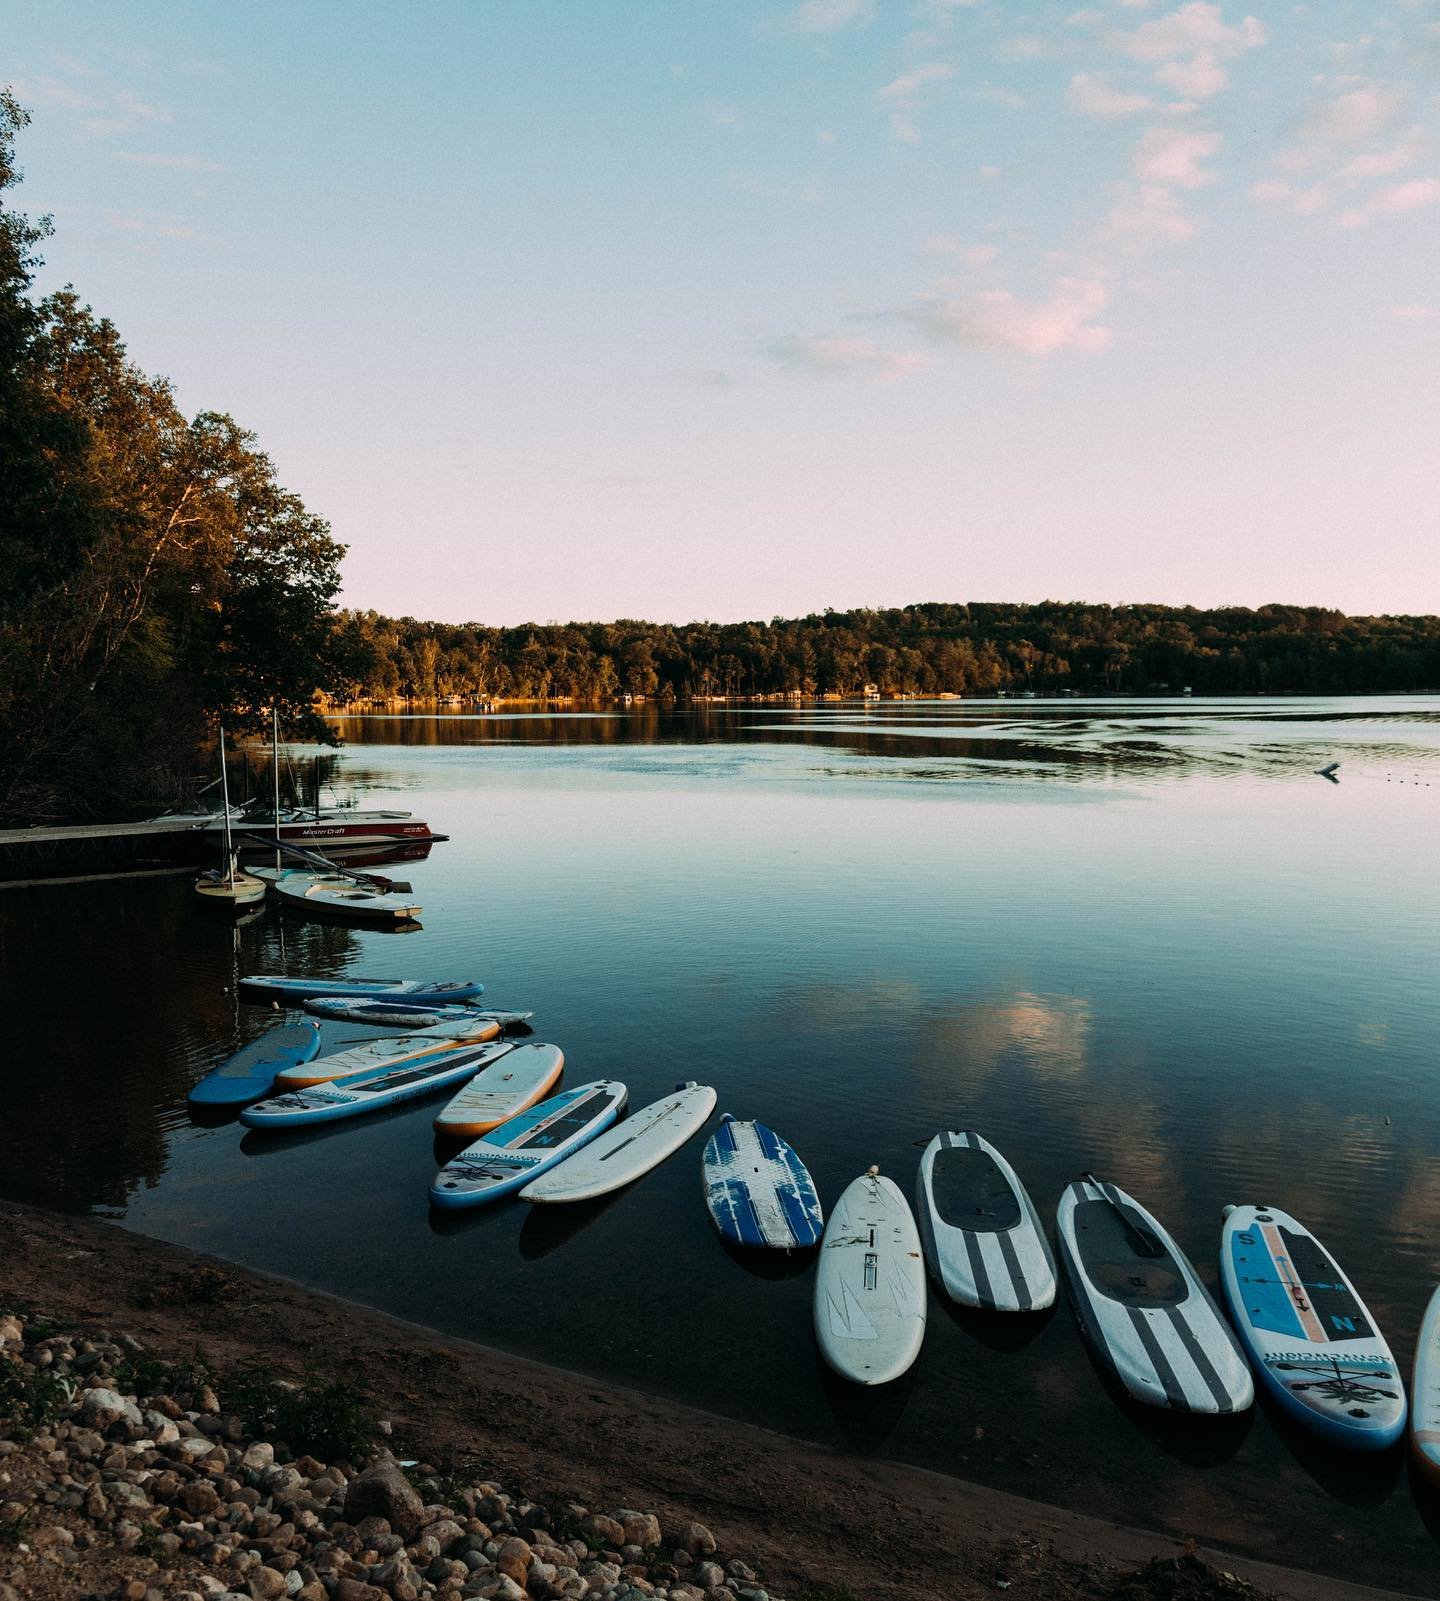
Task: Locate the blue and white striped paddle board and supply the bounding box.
[1221,1203,1405,1450]
[701,1114,823,1250]
[238,975,483,1005]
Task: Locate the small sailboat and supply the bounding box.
[194,726,266,911]
[272,869,422,922]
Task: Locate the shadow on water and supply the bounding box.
[237,1099,424,1158]
[427,1200,508,1239]
[1259,1392,1405,1508]
[938,1296,1055,1354]
[1062,1303,1252,1468]
[817,1349,917,1453]
[717,1237,817,1282]
[1406,1459,1440,1540]
[517,1191,627,1260]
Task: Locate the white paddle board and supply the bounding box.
[433,1042,566,1137]
[1057,1175,1252,1414]
[430,1080,628,1209]
[814,1167,927,1386]
[523,1081,716,1203]
[275,1017,501,1089]
[1221,1203,1404,1449]
[916,1131,1056,1312]
[241,1040,514,1129]
[1412,1284,1440,1481]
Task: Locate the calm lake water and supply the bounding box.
[4,697,1440,1591]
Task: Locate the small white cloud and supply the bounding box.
[1132,126,1220,187]
[1114,3,1266,64]
[979,164,1002,179]
[906,276,1113,355]
[877,62,956,102]
[762,334,928,378]
[889,114,923,145]
[11,74,103,113]
[1391,303,1434,321]
[788,0,874,32]
[1336,129,1425,182]
[1338,176,1440,226]
[818,128,837,145]
[1153,50,1228,99]
[1290,85,1408,153]
[1066,73,1154,118]
[1107,181,1198,238]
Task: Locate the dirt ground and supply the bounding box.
[0,1201,1423,1601]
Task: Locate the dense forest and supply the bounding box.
[0,92,361,823]
[333,602,1440,704]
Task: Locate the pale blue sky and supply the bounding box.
[8,0,1439,623]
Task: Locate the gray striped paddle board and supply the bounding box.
[916,1131,1056,1312]
[1056,1174,1253,1414]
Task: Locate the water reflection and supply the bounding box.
[4,696,1440,1591]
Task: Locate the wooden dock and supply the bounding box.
[0,817,205,846]
[0,816,208,880]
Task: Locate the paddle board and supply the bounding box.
[1412,1284,1440,1482]
[238,975,483,1005]
[274,1017,502,1089]
[701,1114,824,1249]
[814,1166,927,1385]
[916,1131,1056,1312]
[1057,1175,1252,1414]
[1221,1203,1405,1449]
[241,1040,513,1129]
[429,1081,627,1209]
[187,1023,322,1110]
[433,1042,566,1137]
[303,995,530,1029]
[523,1081,716,1203]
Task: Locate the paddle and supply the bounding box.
[1080,1171,1167,1259]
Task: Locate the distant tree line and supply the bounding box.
[332,602,1440,704]
[0,92,363,823]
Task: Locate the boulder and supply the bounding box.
[81,1387,143,1433]
[344,1461,425,1540]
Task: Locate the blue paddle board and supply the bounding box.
[702,1114,824,1249]
[1221,1203,1405,1450]
[188,1023,322,1110]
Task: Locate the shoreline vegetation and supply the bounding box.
[5,90,1440,826]
[0,1201,1413,1601]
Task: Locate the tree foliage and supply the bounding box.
[0,94,361,822]
[335,601,1440,705]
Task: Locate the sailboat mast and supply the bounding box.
[272,705,282,870]
[218,724,234,887]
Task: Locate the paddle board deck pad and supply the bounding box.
[702,1115,824,1249]
[1057,1176,1252,1414]
[916,1131,1056,1312]
[1221,1204,1405,1450]
[814,1167,927,1386]
[429,1081,627,1209]
[274,1018,502,1089]
[188,1023,322,1109]
[238,976,483,1005]
[433,1042,566,1138]
[1412,1285,1440,1480]
[241,1040,514,1129]
[523,1082,717,1203]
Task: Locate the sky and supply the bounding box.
[7,0,1440,625]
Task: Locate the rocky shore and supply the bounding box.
[0,1203,1419,1601]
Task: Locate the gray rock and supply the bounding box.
[344,1462,425,1540]
[80,1387,143,1432]
[674,1524,716,1558]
